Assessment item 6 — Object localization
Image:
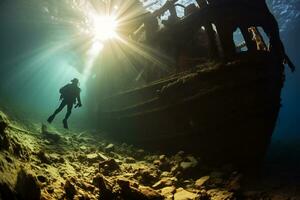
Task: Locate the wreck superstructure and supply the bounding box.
[96,1,286,168]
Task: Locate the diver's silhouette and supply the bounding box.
[47,78,82,129]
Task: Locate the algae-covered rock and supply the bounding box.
[207,189,235,200]
[174,188,199,200]
[118,178,163,200]
[195,176,210,188]
[0,181,17,200]
[0,111,9,150]
[15,168,41,200]
[0,111,8,133]
[41,124,61,143]
[64,180,77,200]
[161,186,176,199]
[138,186,163,200]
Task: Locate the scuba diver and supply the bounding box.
[47,78,82,129]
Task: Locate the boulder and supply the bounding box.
[15,168,41,200]
[36,150,51,164]
[0,112,8,134]
[154,157,171,171]
[207,189,235,200]
[125,157,136,163]
[135,149,145,158]
[139,186,163,200]
[41,124,61,143]
[93,174,115,200]
[0,181,17,200]
[180,156,198,171]
[64,180,77,200]
[37,175,47,183]
[226,174,242,191]
[105,144,114,152]
[79,145,87,151]
[174,188,199,200]
[152,177,177,189]
[0,129,10,151]
[161,186,176,199]
[118,179,163,200]
[195,176,210,188]
[134,168,159,185]
[86,153,101,163]
[99,159,120,173]
[49,153,65,164]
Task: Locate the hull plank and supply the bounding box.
[98,53,284,167]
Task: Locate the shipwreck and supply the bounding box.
[95,0,289,168]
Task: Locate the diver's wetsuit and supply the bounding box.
[47,82,81,129]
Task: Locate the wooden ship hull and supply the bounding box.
[94,2,287,168]
[98,52,284,167]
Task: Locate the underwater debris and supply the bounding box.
[0,112,8,134]
[15,168,41,200]
[41,124,61,142]
[64,180,77,200]
[0,109,299,199]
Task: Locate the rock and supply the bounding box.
[159,155,167,161]
[86,153,101,163]
[125,157,136,163]
[37,150,51,164]
[160,171,171,177]
[15,168,41,200]
[41,124,61,142]
[174,188,199,200]
[78,193,91,200]
[135,149,145,158]
[195,176,210,188]
[0,181,17,200]
[139,186,163,200]
[180,156,198,171]
[4,156,12,163]
[0,112,8,133]
[154,157,171,171]
[269,194,290,200]
[79,145,87,151]
[105,144,114,151]
[37,175,47,183]
[94,174,115,200]
[161,186,176,199]
[171,165,181,175]
[118,179,163,200]
[134,168,159,185]
[144,155,158,163]
[117,178,131,188]
[11,138,28,159]
[153,160,162,166]
[208,172,224,186]
[49,153,65,163]
[0,113,10,151]
[92,173,102,186]
[81,182,95,193]
[99,159,120,173]
[207,189,235,200]
[152,177,177,189]
[0,111,8,122]
[183,179,193,188]
[0,131,10,151]
[226,174,242,191]
[64,180,77,200]
[46,186,54,194]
